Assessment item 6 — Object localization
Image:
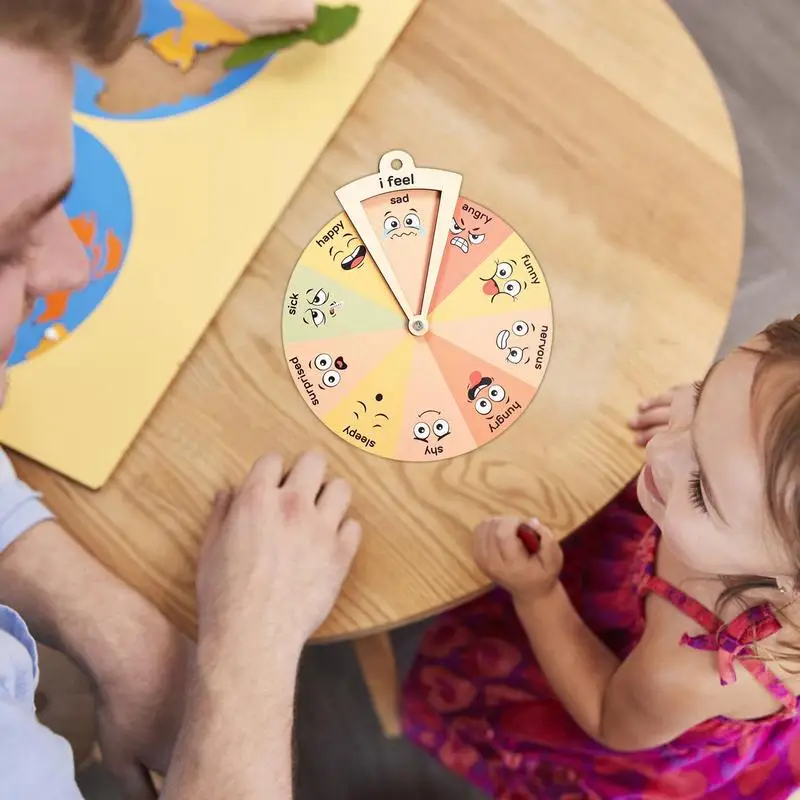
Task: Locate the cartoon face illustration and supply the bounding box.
[449,217,486,254]
[302,287,342,327]
[482,260,527,303]
[310,353,348,390]
[412,410,452,443]
[383,208,424,240]
[496,320,535,366]
[467,371,510,419]
[353,393,390,428]
[331,231,367,271]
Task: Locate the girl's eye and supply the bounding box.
[449,218,463,234]
[468,232,485,244]
[404,213,421,228]
[688,470,708,513]
[384,216,400,232]
[495,262,513,279]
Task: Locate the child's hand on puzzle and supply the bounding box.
[474,517,564,602]
[627,383,690,446]
[201,0,316,36]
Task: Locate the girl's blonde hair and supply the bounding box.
[719,316,800,628]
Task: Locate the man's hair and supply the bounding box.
[0,0,140,65]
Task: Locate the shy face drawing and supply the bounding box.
[496,320,536,366]
[467,371,510,420]
[353,393,390,428]
[412,409,452,444]
[311,353,348,390]
[330,231,367,271]
[482,260,527,303]
[303,287,342,328]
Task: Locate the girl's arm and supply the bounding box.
[477,518,784,751]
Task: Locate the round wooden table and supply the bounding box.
[13,0,742,735]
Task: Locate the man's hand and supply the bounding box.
[197,450,362,657]
[0,520,192,800]
[199,0,316,36]
[94,626,192,800]
[161,451,361,800]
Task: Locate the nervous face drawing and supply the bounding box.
[330,231,367,271]
[496,320,535,366]
[467,371,510,420]
[302,287,342,327]
[412,409,452,443]
[482,260,527,303]
[310,353,348,389]
[353,393,390,428]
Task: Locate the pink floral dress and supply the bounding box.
[401,482,800,799]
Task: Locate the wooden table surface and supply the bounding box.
[14,0,743,644]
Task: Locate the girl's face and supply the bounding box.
[637,340,792,578]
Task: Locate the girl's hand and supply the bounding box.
[200,0,316,36]
[628,385,684,446]
[474,517,564,602]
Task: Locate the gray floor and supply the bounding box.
[80,1,800,797]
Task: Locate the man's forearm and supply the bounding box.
[514,583,620,741]
[0,519,175,689]
[162,633,302,800]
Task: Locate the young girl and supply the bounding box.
[402,316,800,799]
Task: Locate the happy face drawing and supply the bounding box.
[310,353,348,390]
[330,231,367,271]
[496,320,536,366]
[302,287,342,328]
[481,260,527,303]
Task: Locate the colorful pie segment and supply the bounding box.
[282,195,554,461]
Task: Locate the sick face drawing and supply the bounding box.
[353,393,389,428]
[467,372,510,419]
[482,260,527,303]
[496,320,535,366]
[302,288,342,327]
[330,231,367,271]
[310,353,348,389]
[412,409,452,443]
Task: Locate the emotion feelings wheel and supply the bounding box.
[281,151,554,462]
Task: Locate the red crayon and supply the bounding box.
[517,523,541,554]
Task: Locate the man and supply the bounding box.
[0,1,361,798]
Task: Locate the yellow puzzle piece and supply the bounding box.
[148,0,249,72]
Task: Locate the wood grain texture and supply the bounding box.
[10,0,742,643]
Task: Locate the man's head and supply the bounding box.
[0,0,139,405]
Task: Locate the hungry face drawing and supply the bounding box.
[496,320,535,366]
[467,371,510,420]
[412,409,452,443]
[353,393,390,428]
[310,353,348,389]
[481,260,527,303]
[302,287,342,327]
[330,231,367,271]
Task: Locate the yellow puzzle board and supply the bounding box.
[0,0,422,489]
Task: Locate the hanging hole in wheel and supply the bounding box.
[391,158,403,170]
